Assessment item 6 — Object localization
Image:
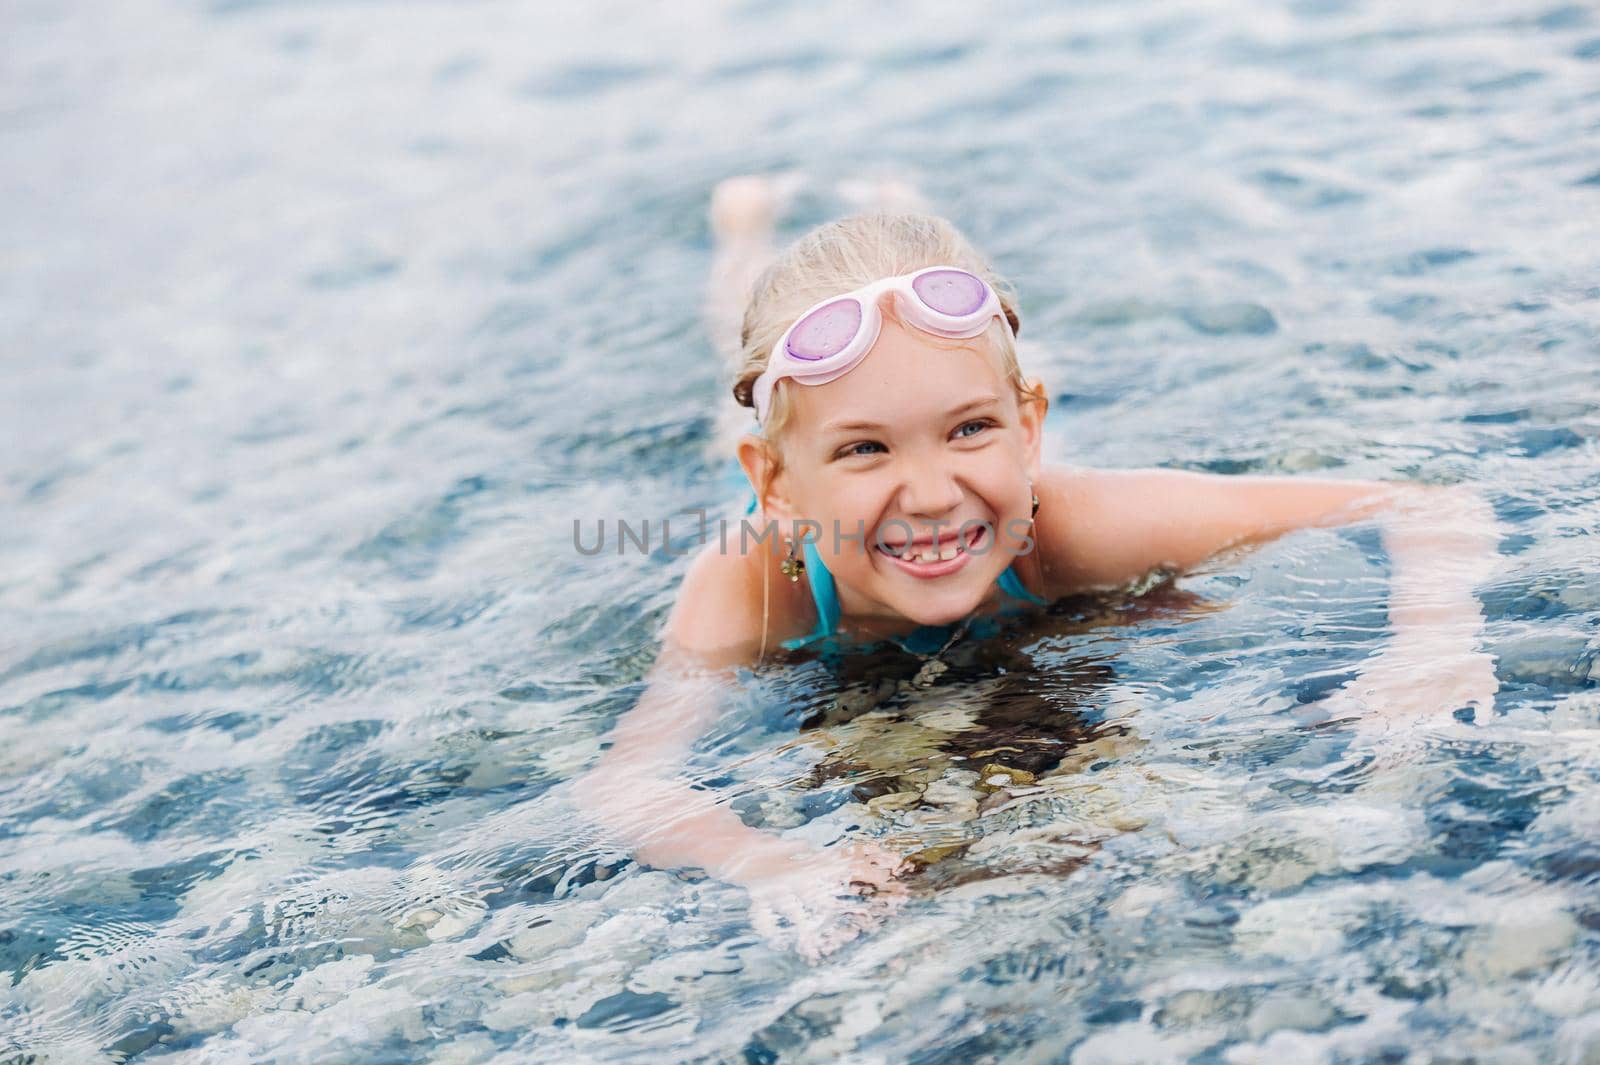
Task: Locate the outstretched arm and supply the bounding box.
[1332,485,1502,724]
[571,652,811,884]
[570,547,906,960]
[1038,467,1502,720]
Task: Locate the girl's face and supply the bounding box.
[752,298,1045,629]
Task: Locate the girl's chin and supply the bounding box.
[877,586,989,629]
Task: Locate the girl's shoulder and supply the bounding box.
[1027,463,1185,597]
[664,535,814,661]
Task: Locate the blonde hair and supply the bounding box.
[730,213,1031,446]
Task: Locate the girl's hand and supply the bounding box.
[1318,636,1498,785]
[1323,635,1499,729]
[733,840,910,963]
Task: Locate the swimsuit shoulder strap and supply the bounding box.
[780,539,838,650]
[801,538,840,636]
[998,563,1048,605]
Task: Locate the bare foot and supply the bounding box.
[710,173,802,242]
[836,174,929,215]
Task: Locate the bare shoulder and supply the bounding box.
[665,538,811,662]
[1026,464,1159,595]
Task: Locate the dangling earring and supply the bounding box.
[1030,486,1041,522]
[780,540,806,582]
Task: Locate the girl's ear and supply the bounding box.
[736,433,798,522]
[1019,378,1049,480]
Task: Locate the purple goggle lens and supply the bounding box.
[911,268,988,317]
[785,298,863,361]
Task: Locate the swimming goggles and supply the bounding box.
[751,266,1007,425]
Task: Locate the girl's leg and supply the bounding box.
[835,174,928,216]
[704,172,928,363]
[704,175,790,364]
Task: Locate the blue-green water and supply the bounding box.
[3,0,1598,1061]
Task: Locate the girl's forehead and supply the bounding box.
[789,320,1010,432]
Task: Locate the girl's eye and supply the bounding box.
[954,419,993,439]
[840,441,886,458]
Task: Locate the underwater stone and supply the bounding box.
[867,790,923,813]
[505,900,603,960]
[167,976,280,1040]
[282,955,376,1012]
[1211,802,1425,891]
[229,1009,316,1055]
[497,955,630,998]
[582,910,671,966]
[755,797,808,829]
[575,989,676,1029]
[1106,811,1151,832]
[396,908,441,931]
[1222,1029,1333,1065]
[1556,1012,1600,1065]
[979,763,1037,790]
[1532,964,1600,1019]
[1461,909,1581,981]
[599,870,680,912]
[426,911,480,942]
[1246,993,1335,1040]
[428,1033,499,1064]
[1107,883,1177,920]
[1233,897,1353,960]
[902,838,979,868]
[1155,987,1249,1028]
[479,990,556,1032]
[331,981,431,1044]
[923,779,981,807]
[628,944,743,994]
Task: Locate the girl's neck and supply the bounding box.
[830,576,1014,643]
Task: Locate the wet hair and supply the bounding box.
[731,213,1033,448]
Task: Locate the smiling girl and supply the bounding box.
[574,176,1501,960]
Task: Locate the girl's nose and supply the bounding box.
[899,458,963,518]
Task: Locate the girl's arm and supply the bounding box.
[1323,485,1501,724]
[1038,467,1502,719]
[571,547,905,959]
[572,652,803,884]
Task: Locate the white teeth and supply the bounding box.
[882,535,973,565]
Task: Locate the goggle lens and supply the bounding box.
[912,269,988,317]
[785,297,863,361]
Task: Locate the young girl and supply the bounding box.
[575,176,1501,961]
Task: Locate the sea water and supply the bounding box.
[2,0,1598,1061]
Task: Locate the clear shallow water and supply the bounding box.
[2,0,1598,1061]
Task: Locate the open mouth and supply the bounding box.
[875,524,986,576]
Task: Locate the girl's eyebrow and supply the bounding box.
[820,395,1003,436]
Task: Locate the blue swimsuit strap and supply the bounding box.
[781,538,1045,651]
[798,538,839,640]
[998,562,1048,606]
